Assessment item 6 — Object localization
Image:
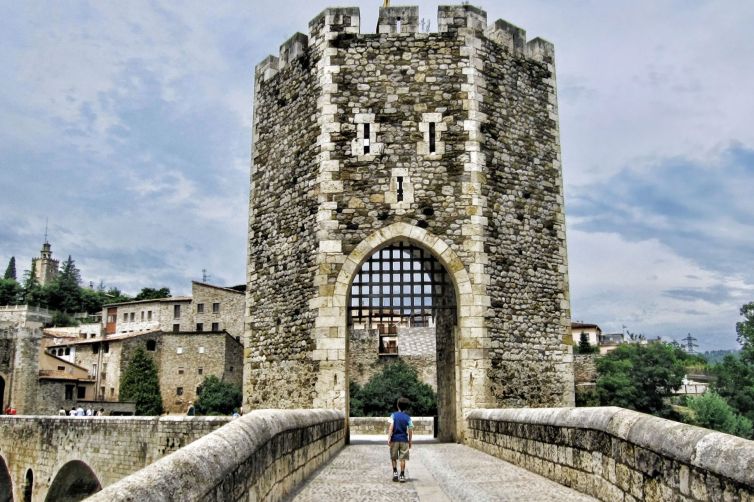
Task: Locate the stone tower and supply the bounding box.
[31,240,59,286]
[246,4,574,438]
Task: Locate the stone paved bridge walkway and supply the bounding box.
[287,437,596,501]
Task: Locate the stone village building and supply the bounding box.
[246,4,574,441]
[1,281,245,415]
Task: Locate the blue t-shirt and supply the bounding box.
[388,411,414,442]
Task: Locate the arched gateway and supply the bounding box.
[245,4,575,434]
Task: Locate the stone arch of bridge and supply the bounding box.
[326,222,490,441]
[0,454,12,502]
[45,460,101,502]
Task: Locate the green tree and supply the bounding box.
[45,255,83,313]
[736,302,754,364]
[195,375,242,415]
[120,347,163,415]
[350,359,437,417]
[0,279,20,305]
[575,332,597,354]
[711,354,754,425]
[4,257,16,280]
[104,287,132,304]
[596,343,687,417]
[133,287,171,301]
[20,268,44,306]
[687,391,753,439]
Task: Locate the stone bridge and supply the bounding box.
[1,408,753,501]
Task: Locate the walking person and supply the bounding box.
[387,397,414,483]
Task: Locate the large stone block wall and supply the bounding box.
[245,27,321,409]
[466,407,754,501]
[247,4,573,426]
[88,410,345,502]
[0,415,229,501]
[477,20,573,406]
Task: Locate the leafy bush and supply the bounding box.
[119,347,163,415]
[686,391,753,439]
[196,375,242,415]
[350,359,437,417]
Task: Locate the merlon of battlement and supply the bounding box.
[256,4,555,82]
[377,6,419,34]
[279,32,308,69]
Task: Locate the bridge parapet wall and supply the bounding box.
[87,409,345,502]
[467,407,754,501]
[0,415,229,500]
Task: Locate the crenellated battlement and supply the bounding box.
[255,4,555,83]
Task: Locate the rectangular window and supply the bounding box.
[110,387,115,397]
[57,365,65,371]
[65,347,70,355]
[198,346,205,354]
[92,343,99,355]
[176,387,184,396]
[397,176,404,202]
[92,363,98,376]
[147,310,152,321]
[123,313,128,322]
[363,123,371,154]
[429,122,436,153]
[65,385,74,401]
[196,323,203,332]
[211,322,219,331]
[178,367,184,375]
[198,368,203,375]
[197,303,204,313]
[103,342,109,353]
[107,314,116,323]
[177,347,184,354]
[212,303,220,314]
[141,311,144,321]
[77,386,85,399]
[130,312,135,322]
[172,324,180,332]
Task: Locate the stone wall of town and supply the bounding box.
[88,410,345,502]
[574,354,598,385]
[0,415,229,501]
[348,327,437,390]
[192,282,245,339]
[159,333,243,413]
[466,407,754,501]
[349,416,434,436]
[247,4,573,426]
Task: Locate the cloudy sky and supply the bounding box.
[1,1,753,350]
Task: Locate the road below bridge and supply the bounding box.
[287,436,596,501]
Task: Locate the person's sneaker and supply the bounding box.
[399,473,406,483]
[392,471,399,482]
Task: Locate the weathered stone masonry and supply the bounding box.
[246,4,574,431]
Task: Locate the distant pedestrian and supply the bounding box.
[387,397,414,483]
[97,408,105,416]
[231,409,240,418]
[76,406,85,416]
[86,407,93,416]
[186,401,196,416]
[69,408,76,416]
[58,408,66,416]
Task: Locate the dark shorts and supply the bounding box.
[390,441,410,461]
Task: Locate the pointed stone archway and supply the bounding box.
[312,222,491,440]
